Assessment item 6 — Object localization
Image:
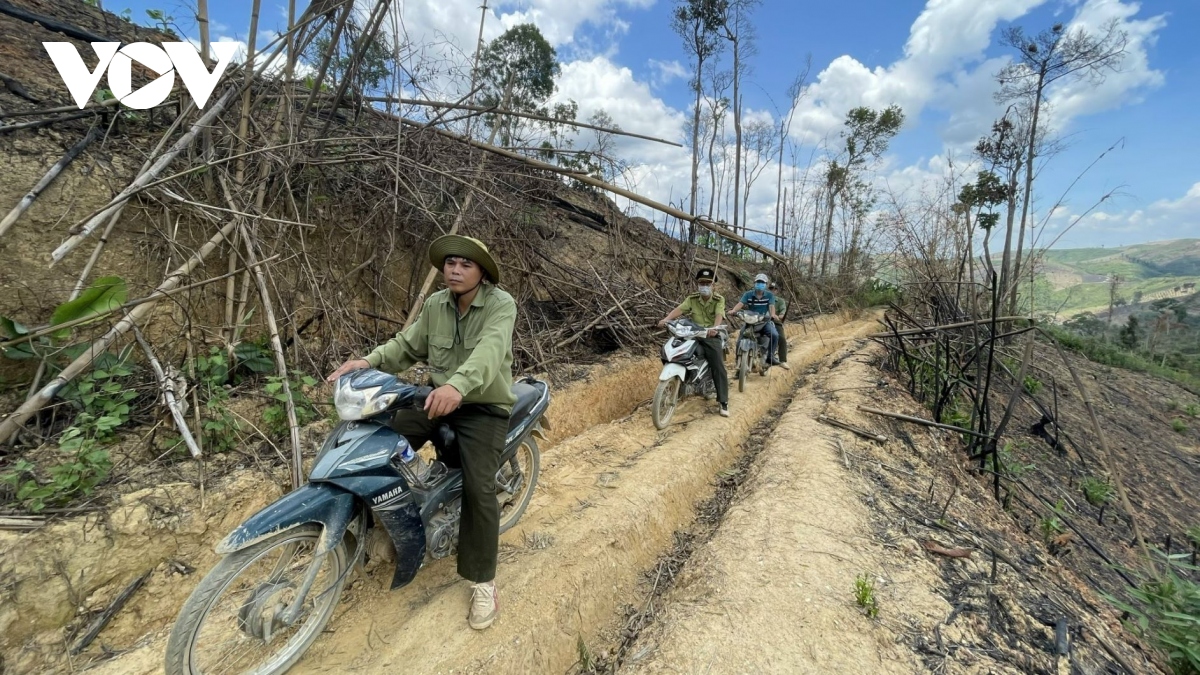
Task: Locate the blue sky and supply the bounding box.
[113,0,1196,249]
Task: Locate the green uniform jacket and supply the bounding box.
[676,293,726,328]
[363,284,517,410]
[774,295,788,318]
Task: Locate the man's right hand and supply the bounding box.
[657,318,669,327]
[326,358,370,383]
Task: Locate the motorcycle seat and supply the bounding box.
[431,382,544,462]
[509,381,541,432]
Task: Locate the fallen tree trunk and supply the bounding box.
[383,113,787,263]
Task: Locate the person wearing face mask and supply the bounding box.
[726,273,781,366]
[657,268,730,417]
[768,281,790,370]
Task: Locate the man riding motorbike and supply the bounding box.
[657,268,730,417]
[727,273,781,366]
[768,281,790,370]
[325,235,513,631]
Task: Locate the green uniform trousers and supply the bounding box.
[390,405,508,583]
[696,337,729,405]
[773,319,788,363]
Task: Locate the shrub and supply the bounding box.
[1080,476,1115,507]
[1105,555,1200,675]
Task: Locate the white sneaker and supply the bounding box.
[719,403,730,417]
[469,581,498,630]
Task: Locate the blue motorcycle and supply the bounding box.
[164,369,550,675]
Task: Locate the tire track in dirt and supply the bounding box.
[616,339,949,674]
[86,312,872,675]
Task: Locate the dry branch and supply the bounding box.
[132,326,202,458]
[817,414,887,442]
[0,255,282,350]
[857,405,990,439]
[51,88,237,265]
[0,127,100,238]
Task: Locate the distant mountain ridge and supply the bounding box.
[1017,239,1200,317]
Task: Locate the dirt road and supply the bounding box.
[78,313,873,675]
[620,340,949,674]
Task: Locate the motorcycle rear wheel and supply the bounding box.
[164,525,350,675]
[652,378,681,430]
[498,436,540,533]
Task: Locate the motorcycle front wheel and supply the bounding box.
[164,524,350,675]
[652,378,681,430]
[738,352,749,392]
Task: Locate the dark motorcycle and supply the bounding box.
[652,318,728,429]
[733,310,771,392]
[164,369,550,675]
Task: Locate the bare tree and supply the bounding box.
[996,20,1127,313]
[772,60,810,251]
[740,118,776,245]
[717,0,761,241]
[672,0,725,240]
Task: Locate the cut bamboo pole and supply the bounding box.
[132,326,202,458]
[51,88,236,265]
[361,96,682,147]
[0,127,100,238]
[0,219,239,445]
[389,116,786,263]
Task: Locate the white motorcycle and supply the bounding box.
[652,319,728,429]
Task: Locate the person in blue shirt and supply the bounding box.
[726,273,782,366]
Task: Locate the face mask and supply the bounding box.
[698,285,713,297]
[755,282,767,291]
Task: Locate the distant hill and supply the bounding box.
[1015,240,1200,317]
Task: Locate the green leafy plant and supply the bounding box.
[854,574,880,619]
[1174,419,1190,435]
[1105,554,1200,675]
[997,441,1034,478]
[263,372,319,438]
[1,351,135,511]
[144,8,179,38]
[1186,404,1200,418]
[1080,476,1115,507]
[1187,526,1200,549]
[1039,514,1065,543]
[1023,375,1043,396]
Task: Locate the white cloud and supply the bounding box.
[1044,0,1167,128]
[1047,182,1200,246]
[647,58,688,89]
[790,0,1049,145]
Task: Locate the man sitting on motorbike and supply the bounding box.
[657,267,730,417]
[768,281,790,370]
[726,273,782,366]
[326,235,514,631]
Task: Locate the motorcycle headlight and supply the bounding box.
[334,381,397,420]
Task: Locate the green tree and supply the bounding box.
[996,21,1128,314]
[818,105,904,278]
[1119,315,1141,350]
[479,24,561,146]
